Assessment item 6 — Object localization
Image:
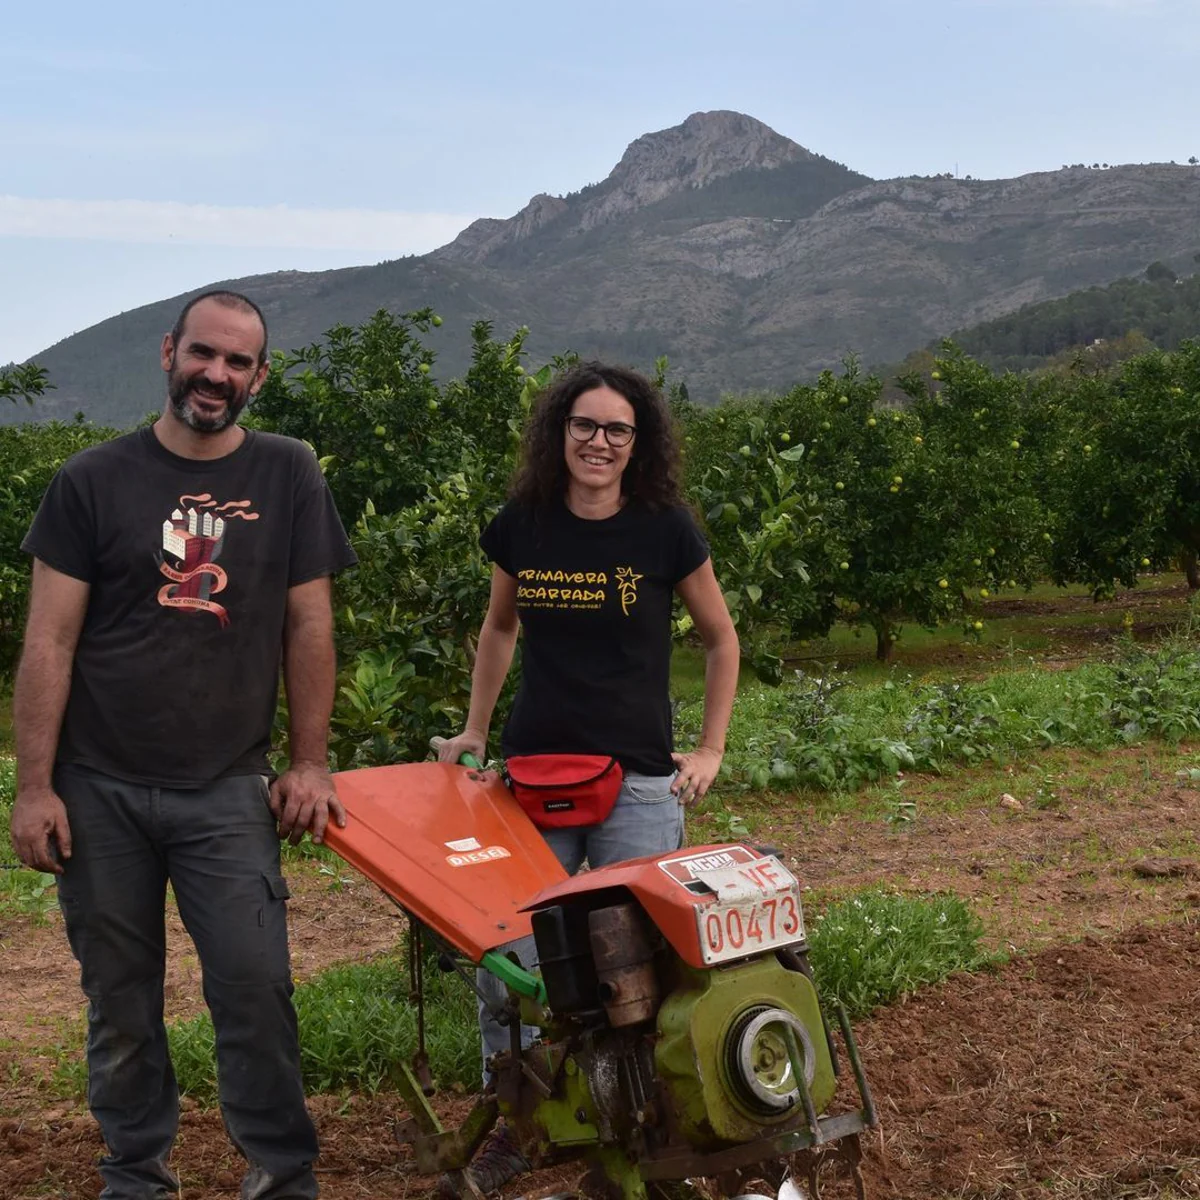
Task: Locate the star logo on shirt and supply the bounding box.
[615,566,642,615]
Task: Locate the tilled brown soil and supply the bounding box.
[5,741,1200,1199]
[3,923,1197,1199]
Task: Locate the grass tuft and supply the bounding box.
[686,635,1200,796]
[808,890,996,1018]
[94,955,481,1104]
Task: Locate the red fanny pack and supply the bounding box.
[504,754,624,829]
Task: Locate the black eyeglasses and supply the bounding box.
[566,416,637,448]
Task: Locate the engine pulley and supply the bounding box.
[726,1006,816,1114]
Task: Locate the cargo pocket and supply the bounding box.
[255,872,293,982]
[260,868,290,921]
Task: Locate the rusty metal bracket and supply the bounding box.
[800,1128,866,1200]
[834,1002,878,1130]
[638,1111,869,1181]
[394,1059,443,1139]
[396,1093,500,1176]
[783,1025,824,1146]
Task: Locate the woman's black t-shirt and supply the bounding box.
[480,498,709,775]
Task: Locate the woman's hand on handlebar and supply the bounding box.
[436,730,488,765]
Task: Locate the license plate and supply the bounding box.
[693,855,806,964]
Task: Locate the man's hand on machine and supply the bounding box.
[270,761,347,845]
[435,729,488,766]
[670,745,724,805]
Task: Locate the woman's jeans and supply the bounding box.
[476,771,683,1077]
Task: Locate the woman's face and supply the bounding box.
[563,386,637,493]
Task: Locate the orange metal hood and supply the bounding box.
[327,763,569,961]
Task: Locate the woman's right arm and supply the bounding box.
[436,566,520,763]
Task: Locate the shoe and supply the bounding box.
[241,1163,319,1199]
[438,1124,531,1198]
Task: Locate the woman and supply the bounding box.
[436,361,738,1194]
[439,359,738,855]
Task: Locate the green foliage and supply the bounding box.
[1093,639,1200,741]
[683,351,1050,663]
[248,308,454,519]
[701,633,1200,794]
[8,304,1200,774]
[737,674,915,790]
[50,954,480,1104]
[248,312,547,767]
[330,469,497,766]
[0,418,117,676]
[0,755,13,835]
[952,268,1200,371]
[684,401,829,681]
[808,890,993,1018]
[902,684,1004,770]
[0,363,50,407]
[1045,341,1200,595]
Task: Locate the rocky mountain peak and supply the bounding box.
[435,111,814,263]
[608,110,814,192]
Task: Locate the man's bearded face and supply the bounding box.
[167,357,253,433]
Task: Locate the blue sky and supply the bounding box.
[3,0,1198,365]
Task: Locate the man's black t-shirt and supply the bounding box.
[22,427,357,787]
[480,498,709,776]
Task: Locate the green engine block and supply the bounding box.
[655,955,835,1147]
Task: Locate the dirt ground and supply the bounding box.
[3,745,1200,1197]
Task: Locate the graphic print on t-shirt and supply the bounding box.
[615,566,641,615]
[516,567,608,610]
[157,492,259,627]
[515,565,643,615]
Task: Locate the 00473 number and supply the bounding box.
[699,892,803,964]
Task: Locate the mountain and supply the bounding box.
[14,111,1200,425]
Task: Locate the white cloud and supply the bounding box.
[0,120,267,158]
[0,196,479,255]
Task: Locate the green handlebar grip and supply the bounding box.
[460,752,482,769]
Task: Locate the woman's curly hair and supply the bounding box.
[509,362,683,511]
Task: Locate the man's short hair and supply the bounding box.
[170,291,269,366]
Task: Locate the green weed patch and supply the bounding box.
[156,956,474,1104]
[698,637,1200,794]
[808,891,995,1017]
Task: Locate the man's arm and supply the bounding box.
[271,575,346,844]
[11,560,89,872]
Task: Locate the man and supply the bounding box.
[9,291,357,1200]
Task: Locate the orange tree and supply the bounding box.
[250,310,549,764]
[249,307,451,518]
[761,353,1049,660]
[1045,340,1200,592]
[682,400,832,681]
[0,415,117,675]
